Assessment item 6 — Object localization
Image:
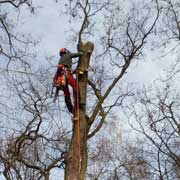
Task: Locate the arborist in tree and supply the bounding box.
[53,48,83,120]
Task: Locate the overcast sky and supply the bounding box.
[13,0,171,86]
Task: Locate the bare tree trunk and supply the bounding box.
[64,42,94,180]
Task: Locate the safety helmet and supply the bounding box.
[59,48,70,56]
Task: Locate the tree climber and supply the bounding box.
[53,48,83,119]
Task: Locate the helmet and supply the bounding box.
[59,48,70,56]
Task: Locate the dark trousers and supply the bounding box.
[62,71,77,116]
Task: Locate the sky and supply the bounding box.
[20,1,169,85]
[18,1,67,56]
[0,0,168,86]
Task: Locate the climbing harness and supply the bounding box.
[51,64,68,102]
[53,64,67,88]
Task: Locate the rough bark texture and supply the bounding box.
[64,41,94,180]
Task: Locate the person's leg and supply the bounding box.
[63,85,73,114]
[67,71,78,117]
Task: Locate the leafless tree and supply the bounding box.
[127,82,180,180]
[155,0,180,80]
[57,0,160,179]
[87,123,153,180]
[0,69,71,179]
[0,0,36,68]
[124,1,180,179]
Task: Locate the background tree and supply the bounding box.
[0,1,64,179]
[87,123,153,180]
[125,1,180,179]
[0,0,35,68]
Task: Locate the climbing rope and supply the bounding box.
[76,70,81,158]
[71,70,81,179]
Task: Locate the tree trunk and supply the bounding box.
[64,42,94,180]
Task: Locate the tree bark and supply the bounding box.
[64,42,94,180]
